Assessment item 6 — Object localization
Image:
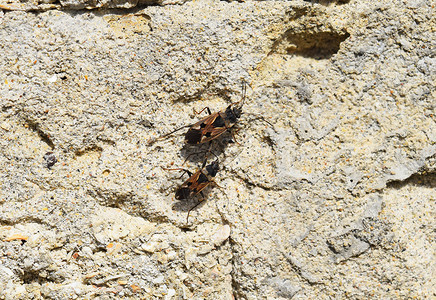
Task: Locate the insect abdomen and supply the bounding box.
[185,128,203,144]
[176,187,192,200]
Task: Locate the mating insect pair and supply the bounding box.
[156,82,262,223]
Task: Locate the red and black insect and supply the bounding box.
[183,90,245,145]
[163,159,220,222]
[149,82,247,146]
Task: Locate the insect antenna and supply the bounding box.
[241,80,247,106]
[182,151,205,166]
[245,113,274,127]
[147,124,191,145]
[231,79,248,108]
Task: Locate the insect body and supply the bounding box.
[164,160,220,222]
[149,82,246,146]
[184,101,243,145]
[175,160,219,199]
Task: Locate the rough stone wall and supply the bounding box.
[0,0,434,299]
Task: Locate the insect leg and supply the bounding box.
[193,106,212,116]
[180,169,193,178]
[186,199,204,223]
[201,156,208,169]
[230,128,241,146]
[148,125,191,145]
[161,167,193,178]
[210,179,222,189]
[201,143,219,168]
[182,150,208,166]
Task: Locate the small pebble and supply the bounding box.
[210,225,231,246]
[47,74,57,83]
[141,241,159,253]
[43,152,57,169]
[166,288,176,299]
[0,121,11,131]
[4,234,28,242]
[153,275,164,284]
[81,246,93,257]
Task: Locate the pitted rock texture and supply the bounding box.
[0,0,434,299]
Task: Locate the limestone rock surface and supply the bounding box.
[0,0,434,298]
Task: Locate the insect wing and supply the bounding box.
[185,112,229,144]
[181,170,210,195]
[185,113,218,144]
[198,127,228,143]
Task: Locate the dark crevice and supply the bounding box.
[24,119,55,149]
[231,277,243,300]
[0,1,161,13]
[269,30,350,59]
[304,0,351,4]
[386,171,436,189]
[0,215,54,228]
[20,270,51,285]
[229,237,244,300]
[93,5,155,17]
[74,145,103,157]
[86,188,131,208]
[18,265,65,284]
[1,105,13,112]
[96,136,116,146]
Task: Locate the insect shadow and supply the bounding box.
[179,136,234,165]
